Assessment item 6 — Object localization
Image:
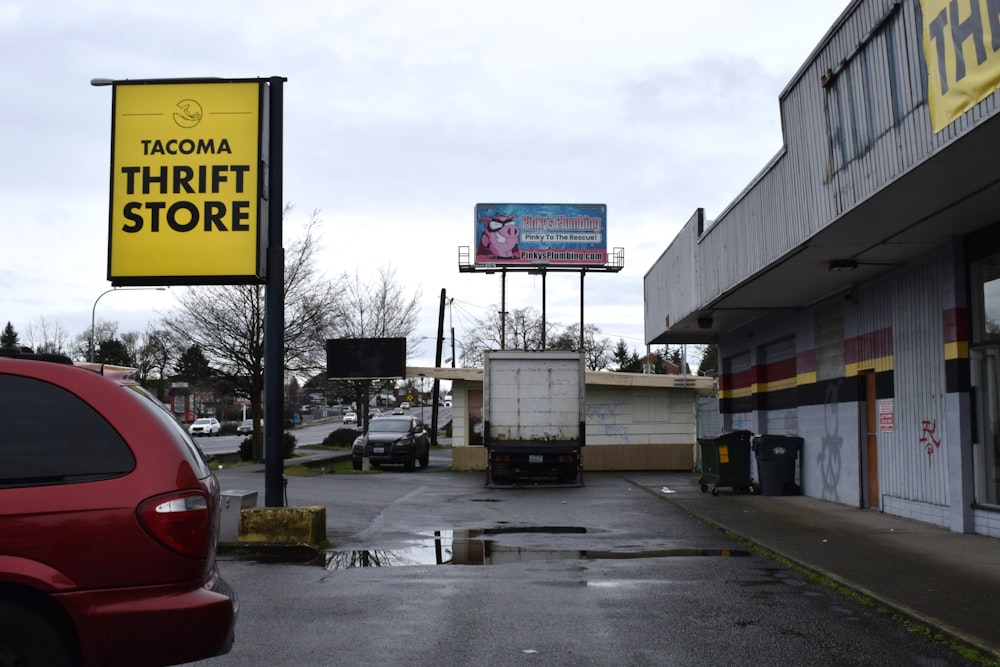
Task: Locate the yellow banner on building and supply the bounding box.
[922,0,1000,133]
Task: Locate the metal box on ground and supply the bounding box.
[219,489,259,541]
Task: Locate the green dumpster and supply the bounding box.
[698,430,755,496]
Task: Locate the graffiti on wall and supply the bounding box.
[585,401,628,439]
[818,381,844,502]
[921,418,941,464]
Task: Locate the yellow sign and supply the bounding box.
[922,0,1000,133]
[108,80,265,283]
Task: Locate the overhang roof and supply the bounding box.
[652,111,1000,344]
[407,365,716,395]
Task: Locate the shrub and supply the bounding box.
[238,431,297,461]
[239,436,256,462]
[322,428,360,448]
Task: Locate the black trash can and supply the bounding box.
[753,435,803,496]
[698,430,754,495]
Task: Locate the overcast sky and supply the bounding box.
[1,0,849,368]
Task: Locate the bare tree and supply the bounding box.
[331,265,422,420]
[459,306,551,366]
[334,266,421,342]
[460,307,611,368]
[119,327,175,390]
[550,323,612,371]
[24,317,72,356]
[160,209,344,460]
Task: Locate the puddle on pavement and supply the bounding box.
[320,527,750,569]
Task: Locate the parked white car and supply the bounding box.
[188,417,221,436]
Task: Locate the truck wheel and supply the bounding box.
[0,600,74,667]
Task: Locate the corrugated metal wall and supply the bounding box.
[677,0,1000,315]
[644,209,701,343]
[823,1,931,214]
[723,349,753,432]
[857,256,949,506]
[759,336,798,434]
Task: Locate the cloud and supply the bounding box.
[0,0,850,369]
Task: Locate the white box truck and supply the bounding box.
[483,349,586,487]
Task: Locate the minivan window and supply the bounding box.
[119,383,212,479]
[0,374,136,488]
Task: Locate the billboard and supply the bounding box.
[474,203,607,268]
[107,79,266,284]
[326,338,407,379]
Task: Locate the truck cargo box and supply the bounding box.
[483,350,585,487]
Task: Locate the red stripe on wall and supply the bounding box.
[943,307,969,344]
[845,327,892,365]
[796,348,816,374]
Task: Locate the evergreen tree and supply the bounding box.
[174,344,214,383]
[698,343,718,376]
[1,321,20,348]
[95,338,134,366]
[612,339,642,373]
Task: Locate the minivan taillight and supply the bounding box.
[137,491,212,558]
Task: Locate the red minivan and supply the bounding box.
[0,351,237,666]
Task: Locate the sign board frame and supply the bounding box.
[106,78,268,285]
[474,203,607,270]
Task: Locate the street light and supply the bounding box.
[90,287,167,362]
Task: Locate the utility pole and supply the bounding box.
[430,288,446,445]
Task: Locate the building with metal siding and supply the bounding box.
[408,366,716,473]
[644,0,1000,537]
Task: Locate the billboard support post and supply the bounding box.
[264,77,285,507]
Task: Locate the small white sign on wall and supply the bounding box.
[878,398,894,432]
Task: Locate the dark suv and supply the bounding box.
[353,415,430,471]
[0,349,237,666]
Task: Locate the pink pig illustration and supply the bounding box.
[477,213,520,260]
[486,221,520,258]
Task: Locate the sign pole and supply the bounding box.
[264,77,286,507]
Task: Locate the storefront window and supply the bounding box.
[985,277,1000,336]
[971,255,1000,507]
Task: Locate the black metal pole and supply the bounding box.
[501,268,507,349]
[264,76,286,507]
[541,268,547,350]
[431,288,445,445]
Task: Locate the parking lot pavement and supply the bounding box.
[191,468,984,666]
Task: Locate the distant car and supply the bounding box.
[400,401,410,409]
[0,348,237,666]
[353,415,430,471]
[237,418,263,434]
[392,406,404,415]
[189,417,222,436]
[343,411,358,424]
